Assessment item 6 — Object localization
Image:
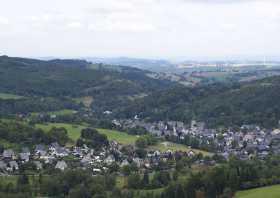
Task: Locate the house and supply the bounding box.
[93,168,102,174]
[133,157,142,168]
[3,149,15,159]
[21,147,31,156]
[49,142,60,152]
[120,159,129,167]
[53,147,69,157]
[55,160,68,171]
[34,161,43,170]
[35,144,46,156]
[8,161,19,171]
[0,161,7,170]
[104,155,115,165]
[19,153,30,163]
[81,154,93,166]
[73,147,83,158]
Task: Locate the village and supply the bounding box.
[113,119,280,161]
[1,117,280,176]
[0,139,200,175]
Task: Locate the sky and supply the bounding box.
[0,0,279,59]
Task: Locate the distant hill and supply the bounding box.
[118,76,280,128]
[84,57,175,72]
[0,56,174,115]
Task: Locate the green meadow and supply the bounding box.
[97,128,138,145]
[35,122,138,145]
[31,109,77,117]
[35,122,210,154]
[235,185,280,198]
[0,93,23,100]
[35,123,86,141]
[150,141,212,156]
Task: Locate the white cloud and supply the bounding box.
[0,16,9,25]
[0,0,279,58]
[67,22,83,29]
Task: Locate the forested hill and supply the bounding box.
[0,56,174,115]
[0,55,172,97]
[118,76,280,128]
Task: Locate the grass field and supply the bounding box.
[73,96,93,108]
[0,176,18,185]
[35,122,211,153]
[150,141,212,156]
[35,123,137,145]
[32,109,77,117]
[97,128,138,145]
[235,185,280,198]
[35,123,86,141]
[0,93,23,100]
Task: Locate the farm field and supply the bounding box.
[235,185,280,198]
[0,93,23,100]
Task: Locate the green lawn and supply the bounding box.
[235,185,280,198]
[0,93,23,100]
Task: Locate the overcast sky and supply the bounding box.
[0,0,279,59]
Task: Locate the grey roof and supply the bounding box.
[9,161,19,169]
[55,160,68,170]
[50,142,60,149]
[0,161,7,169]
[3,149,15,158]
[19,153,30,161]
[35,144,46,152]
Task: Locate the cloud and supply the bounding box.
[0,16,9,25]
[0,0,279,58]
[67,22,83,29]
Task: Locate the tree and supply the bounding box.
[142,171,150,188]
[128,173,141,189]
[136,137,148,148]
[48,127,69,145]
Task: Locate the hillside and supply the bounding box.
[118,76,280,128]
[0,56,174,115]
